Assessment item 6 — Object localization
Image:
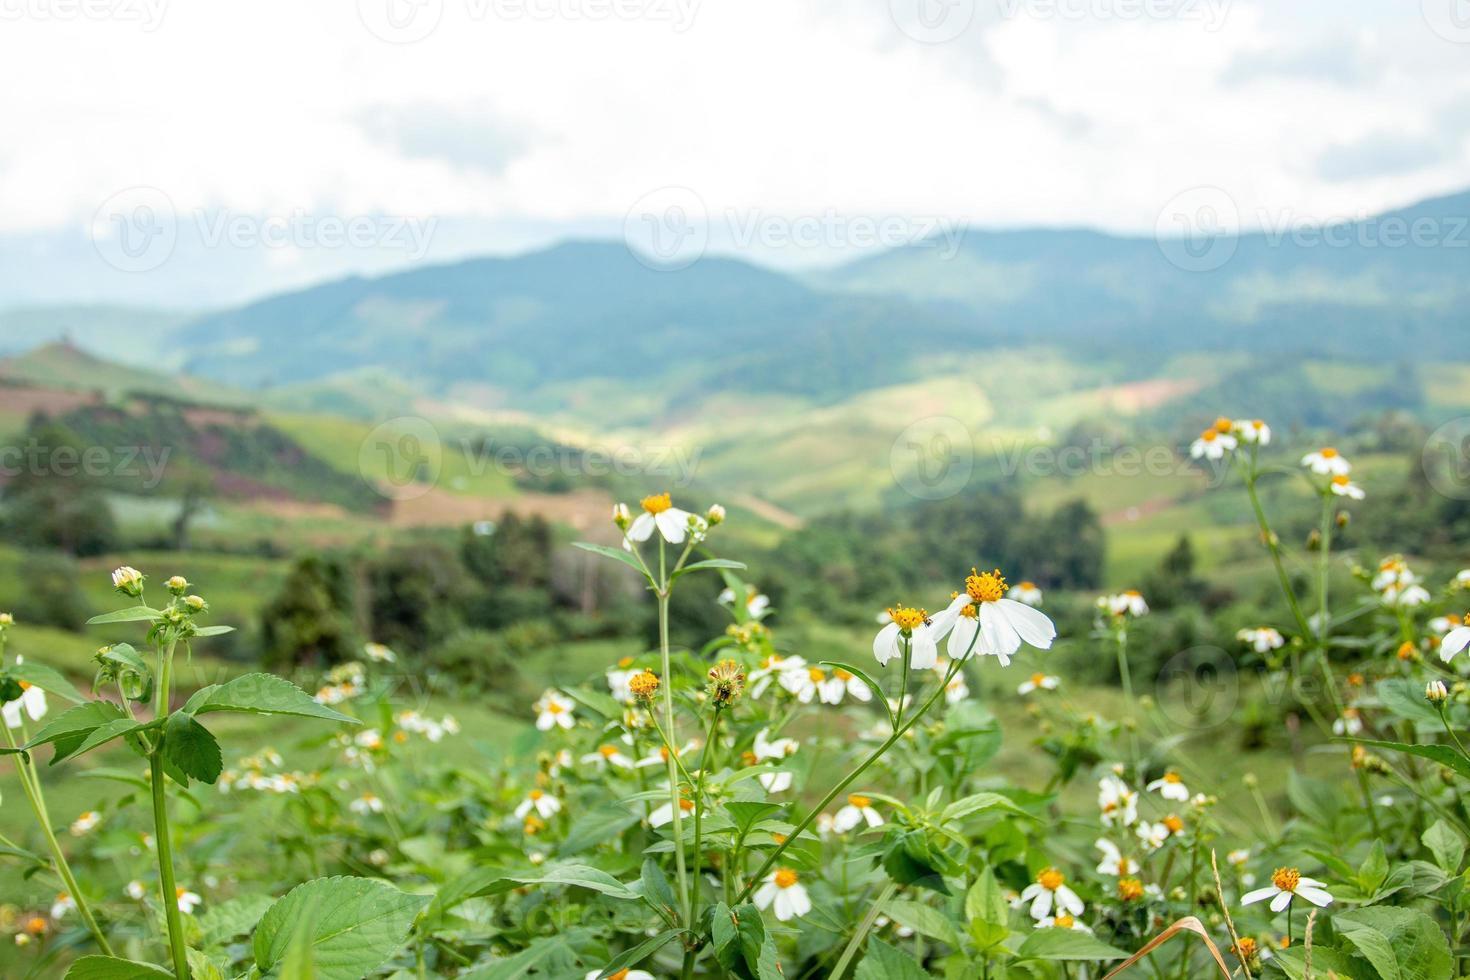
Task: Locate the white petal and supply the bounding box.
[753,882,778,910]
[627,513,656,541]
[928,593,972,639]
[873,623,901,665]
[1240,886,1276,906]
[947,617,980,660]
[1270,891,1293,913]
[996,598,1056,649]
[656,509,689,543]
[1296,886,1333,907]
[909,631,938,670]
[1057,886,1084,916]
[1028,890,1053,921]
[979,602,1022,661]
[1441,627,1470,662]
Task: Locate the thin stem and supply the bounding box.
[3,724,115,956]
[829,881,897,979]
[656,539,691,923]
[735,657,964,905]
[150,636,190,979]
[1438,705,1470,763]
[1115,628,1140,777]
[680,706,723,980]
[1317,491,1332,646]
[1242,459,1313,642]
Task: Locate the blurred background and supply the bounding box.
[0,0,1467,727]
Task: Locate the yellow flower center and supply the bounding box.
[834,668,853,681]
[1214,416,1233,433]
[1031,673,1046,687]
[1331,474,1350,487]
[1320,447,1338,458]
[1118,877,1144,901]
[1200,429,1218,442]
[774,868,799,888]
[529,789,544,800]
[809,668,826,682]
[887,606,928,631]
[618,657,634,668]
[1164,814,1184,834]
[1019,581,1037,590]
[599,745,619,758]
[1117,858,1130,874]
[1163,772,1181,783]
[847,794,871,809]
[1271,867,1300,892]
[546,701,565,714]
[1037,868,1064,891]
[1053,914,1075,929]
[609,971,631,980]
[966,568,1009,604]
[678,798,694,812]
[641,492,673,514]
[175,886,188,899]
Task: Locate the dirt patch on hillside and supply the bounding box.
[0,384,103,418]
[1090,378,1201,413]
[389,486,614,531]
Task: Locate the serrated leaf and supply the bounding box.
[965,869,1008,927]
[1016,927,1129,961]
[1335,906,1453,980]
[62,956,174,979]
[940,791,1028,823]
[1424,819,1465,873]
[85,606,163,625]
[164,712,222,784]
[7,662,86,704]
[62,717,148,764]
[183,673,357,725]
[252,876,428,980]
[198,893,275,948]
[724,801,786,838]
[854,937,928,980]
[25,700,126,750]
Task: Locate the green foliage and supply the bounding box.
[251,876,428,980]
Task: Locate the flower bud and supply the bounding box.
[1335,510,1350,529]
[706,659,744,706]
[0,612,13,628]
[111,566,145,597]
[165,576,189,595]
[1305,529,1322,552]
[706,503,726,526]
[628,670,660,702]
[1426,679,1449,705]
[612,503,631,530]
[184,595,207,613]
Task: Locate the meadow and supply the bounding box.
[2,412,1469,980]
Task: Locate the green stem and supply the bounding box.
[1317,492,1332,646]
[656,539,691,924]
[1243,468,1313,641]
[1438,705,1470,763]
[680,706,723,980]
[829,881,897,979]
[3,724,114,956]
[735,657,964,905]
[1115,628,1140,777]
[150,636,191,979]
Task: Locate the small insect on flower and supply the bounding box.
[833,794,884,832]
[948,569,1058,666]
[515,789,562,821]
[69,811,101,836]
[625,492,695,544]
[1020,868,1084,921]
[1146,771,1190,802]
[873,603,949,670]
[754,868,811,921]
[1017,672,1059,696]
[1301,447,1351,476]
[175,887,202,915]
[111,566,145,596]
[1236,627,1285,653]
[1426,680,1449,705]
[1242,867,1334,912]
[707,659,746,706]
[628,670,661,702]
[1329,474,1365,500]
[534,690,576,730]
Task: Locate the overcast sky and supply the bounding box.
[1,0,1467,307]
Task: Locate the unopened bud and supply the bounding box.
[705,504,726,526]
[1426,679,1449,705]
[612,503,631,531]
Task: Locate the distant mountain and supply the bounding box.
[178,242,988,408]
[0,306,193,370]
[0,341,244,407]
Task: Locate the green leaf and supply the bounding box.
[97,644,153,701]
[1424,819,1465,873]
[1016,928,1129,961]
[198,894,275,948]
[854,937,929,980]
[62,717,148,763]
[62,956,175,979]
[183,673,357,725]
[573,542,651,578]
[190,625,235,637]
[818,661,892,724]
[1378,678,1444,726]
[7,662,86,704]
[85,606,163,625]
[1334,906,1454,980]
[639,858,679,924]
[559,805,639,856]
[882,898,963,949]
[252,876,428,980]
[1358,838,1389,892]
[26,700,132,763]
[164,712,223,784]
[433,863,637,915]
[1268,945,1358,979]
[593,928,685,978]
[561,685,625,721]
[670,558,747,582]
[724,801,786,838]
[1348,738,1470,780]
[940,791,1028,824]
[965,869,1009,927]
[458,934,582,980]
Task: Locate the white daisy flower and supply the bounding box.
[813,666,871,704]
[533,690,575,731]
[1136,821,1169,852]
[1241,867,1333,912]
[349,792,384,815]
[363,642,397,663]
[944,674,969,704]
[1095,839,1139,876]
[1190,426,1236,460]
[1441,625,1470,662]
[832,793,883,832]
[50,893,75,920]
[1037,913,1092,932]
[514,789,561,820]
[1019,868,1084,921]
[1301,448,1351,476]
[749,654,805,699]
[648,795,695,828]
[175,887,202,915]
[125,881,147,900]
[1331,709,1363,736]
[779,665,821,704]
[1236,627,1284,654]
[69,811,101,836]
[753,868,811,921]
[625,492,695,544]
[1098,775,1138,828]
[582,744,635,770]
[110,566,144,595]
[759,770,793,793]
[1012,581,1043,606]
[2,660,47,729]
[1235,419,1271,445]
[1017,672,1059,696]
[606,666,642,703]
[1098,590,1149,618]
[874,596,968,671]
[1329,475,1365,499]
[718,586,771,620]
[1227,849,1251,868]
[946,570,1057,666]
[1145,771,1190,802]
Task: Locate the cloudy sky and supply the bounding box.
[1,0,1466,307]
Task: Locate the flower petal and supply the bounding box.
[997,598,1056,649]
